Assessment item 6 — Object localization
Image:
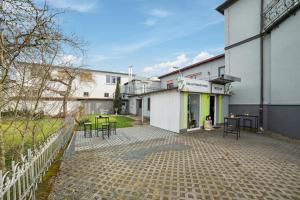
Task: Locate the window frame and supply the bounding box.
[106,75,121,84]
[147,98,150,111]
[218,66,225,77]
[83,92,89,97]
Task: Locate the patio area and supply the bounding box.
[49,126,300,200]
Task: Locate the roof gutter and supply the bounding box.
[216,0,239,14]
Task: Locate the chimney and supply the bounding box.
[128,66,133,81]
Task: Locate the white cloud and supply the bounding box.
[144,54,188,75]
[192,51,214,63]
[148,8,171,18]
[143,19,156,27]
[63,54,78,63]
[44,0,97,12]
[143,51,216,76]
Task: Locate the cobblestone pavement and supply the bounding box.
[50,126,300,200]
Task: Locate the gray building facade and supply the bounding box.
[217,0,300,138]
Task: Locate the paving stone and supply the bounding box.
[50,126,300,200]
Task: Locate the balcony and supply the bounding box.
[264,0,300,31]
[121,85,162,96]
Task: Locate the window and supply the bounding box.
[186,72,202,79]
[31,65,44,78]
[104,93,109,97]
[218,66,225,77]
[111,76,117,84]
[167,83,174,89]
[80,72,93,81]
[106,75,110,84]
[83,92,89,97]
[147,98,150,111]
[106,75,121,84]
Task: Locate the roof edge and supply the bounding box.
[158,53,225,79]
[18,61,131,76]
[216,0,239,14]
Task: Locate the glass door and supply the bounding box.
[187,94,200,129]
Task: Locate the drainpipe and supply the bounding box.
[141,98,144,124]
[259,0,264,129]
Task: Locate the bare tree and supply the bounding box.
[0,0,84,169]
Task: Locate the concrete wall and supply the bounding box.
[81,100,114,114]
[224,0,300,138]
[128,97,138,115]
[269,10,300,104]
[224,0,260,46]
[150,90,180,133]
[225,40,261,104]
[160,57,225,89]
[128,95,151,118]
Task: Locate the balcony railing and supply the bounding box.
[264,0,300,31]
[121,86,162,96]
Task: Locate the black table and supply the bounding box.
[223,117,241,140]
[236,114,258,132]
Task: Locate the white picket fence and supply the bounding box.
[0,116,74,200]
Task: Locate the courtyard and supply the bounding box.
[48,126,300,200]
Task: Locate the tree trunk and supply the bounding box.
[0,32,6,170]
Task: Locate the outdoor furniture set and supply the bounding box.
[83,115,117,139]
[223,113,259,140]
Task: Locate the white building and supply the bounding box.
[217,0,300,139]
[9,63,133,116]
[51,66,133,115]
[122,77,161,118]
[125,55,240,133]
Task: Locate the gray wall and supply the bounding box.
[224,0,300,138]
[267,105,300,139]
[229,104,300,139]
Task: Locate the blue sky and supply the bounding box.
[43,0,225,76]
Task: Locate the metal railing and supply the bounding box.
[264,0,300,31]
[121,86,162,96]
[0,116,74,200]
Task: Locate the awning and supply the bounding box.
[209,74,241,85]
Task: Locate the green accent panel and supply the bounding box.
[201,94,210,126]
[218,95,223,123]
[183,92,188,129]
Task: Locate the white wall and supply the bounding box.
[160,57,225,89]
[150,90,180,133]
[224,1,300,105]
[72,71,130,99]
[128,97,137,115]
[225,40,261,104]
[269,10,300,104]
[128,95,151,118]
[225,0,260,46]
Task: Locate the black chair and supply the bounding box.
[99,116,110,139]
[109,121,117,135]
[243,118,253,130]
[83,122,92,138]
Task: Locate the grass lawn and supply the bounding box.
[79,114,135,130]
[2,118,64,163]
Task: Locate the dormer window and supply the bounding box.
[83,92,89,97]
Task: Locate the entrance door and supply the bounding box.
[136,99,142,116]
[210,96,215,125]
[187,94,200,129]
